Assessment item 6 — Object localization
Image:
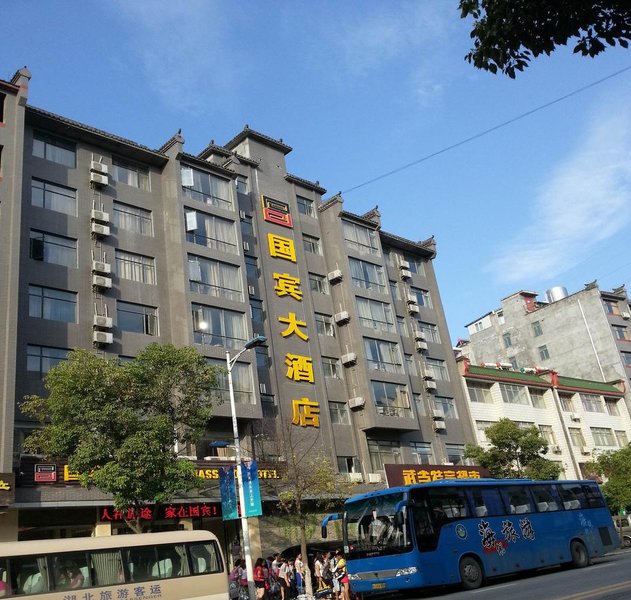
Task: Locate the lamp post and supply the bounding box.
[227,334,266,600]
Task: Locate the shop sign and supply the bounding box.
[99,503,221,522]
[384,464,491,487]
[0,473,15,505]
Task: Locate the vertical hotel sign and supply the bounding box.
[262,195,320,429]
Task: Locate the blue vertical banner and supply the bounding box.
[219,466,238,521]
[241,460,263,517]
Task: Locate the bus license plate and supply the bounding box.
[372,583,386,590]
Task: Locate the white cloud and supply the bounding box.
[488,104,631,284]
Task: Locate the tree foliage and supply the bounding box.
[587,444,631,512]
[459,1,631,77]
[465,418,562,479]
[21,344,220,533]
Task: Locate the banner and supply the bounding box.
[241,460,263,517]
[219,466,238,521]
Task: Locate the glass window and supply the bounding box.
[499,383,529,405]
[559,393,574,411]
[405,354,417,376]
[410,442,433,464]
[315,313,335,337]
[476,420,494,443]
[467,486,505,517]
[337,456,361,474]
[303,234,321,255]
[29,230,77,267]
[621,352,631,367]
[116,250,156,285]
[389,281,400,300]
[425,358,449,381]
[308,273,329,294]
[117,301,158,336]
[322,357,342,379]
[207,358,253,404]
[418,321,440,343]
[250,299,264,324]
[192,304,245,349]
[8,554,50,594]
[112,158,149,190]
[538,425,556,444]
[33,131,75,167]
[467,383,492,403]
[329,402,350,425]
[188,255,242,301]
[603,298,620,315]
[414,393,426,416]
[297,196,315,217]
[367,439,402,471]
[51,551,90,591]
[364,338,403,373]
[371,381,411,418]
[612,325,628,340]
[245,257,258,281]
[28,285,76,322]
[605,398,620,416]
[113,202,153,236]
[31,179,76,216]
[529,388,546,408]
[185,210,238,254]
[427,487,470,520]
[538,345,550,360]
[349,258,386,294]
[503,333,512,348]
[568,427,586,447]
[501,485,533,514]
[433,396,458,419]
[580,393,604,413]
[240,214,254,236]
[411,288,432,308]
[445,444,465,465]
[532,320,543,336]
[27,345,68,378]
[615,430,629,447]
[530,485,561,512]
[591,427,615,446]
[235,175,248,194]
[397,316,409,338]
[343,221,380,256]
[356,297,395,333]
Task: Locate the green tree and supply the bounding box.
[588,444,631,516]
[459,1,631,77]
[465,418,562,479]
[21,344,220,533]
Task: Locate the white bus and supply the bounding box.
[0,530,227,599]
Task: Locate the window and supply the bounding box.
[538,425,556,444]
[605,398,620,416]
[591,427,615,446]
[559,393,574,412]
[371,381,411,418]
[29,231,76,267]
[308,273,329,294]
[603,298,620,315]
[467,487,504,518]
[250,299,265,324]
[245,257,258,281]
[337,456,361,474]
[322,357,342,379]
[297,196,315,217]
[255,346,269,369]
[185,210,238,254]
[499,383,529,405]
[411,288,432,308]
[31,179,76,216]
[467,383,492,403]
[112,158,149,190]
[433,396,458,419]
[364,338,403,373]
[240,214,254,236]
[28,285,76,322]
[414,393,426,416]
[538,345,550,360]
[615,430,629,447]
[425,358,449,381]
[192,304,245,349]
[116,250,156,285]
[404,255,425,275]
[418,322,440,343]
[33,131,75,167]
[529,388,546,408]
[343,221,379,255]
[188,255,242,301]
[532,320,543,336]
[410,442,433,464]
[612,325,628,340]
[568,427,586,447]
[503,333,512,348]
[117,301,158,335]
[405,354,417,376]
[27,345,68,378]
[356,297,395,333]
[445,444,465,465]
[329,402,350,425]
[208,359,253,404]
[389,281,400,300]
[622,352,631,367]
[476,420,494,443]
[500,485,533,514]
[315,313,335,337]
[397,316,409,338]
[303,234,321,254]
[367,439,402,471]
[580,393,604,413]
[349,258,386,294]
[113,202,153,236]
[235,175,248,194]
[509,357,518,370]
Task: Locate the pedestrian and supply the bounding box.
[314,552,324,592]
[333,551,349,600]
[330,552,340,600]
[254,557,267,600]
[279,557,292,600]
[294,553,305,595]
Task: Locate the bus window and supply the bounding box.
[467,487,504,517]
[427,487,469,521]
[52,552,90,591]
[189,541,222,574]
[8,555,49,595]
[500,486,534,514]
[558,483,584,510]
[91,550,124,586]
[531,485,561,512]
[581,483,606,508]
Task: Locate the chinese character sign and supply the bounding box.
[220,466,239,521]
[241,460,263,517]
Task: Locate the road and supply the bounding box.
[399,549,631,600]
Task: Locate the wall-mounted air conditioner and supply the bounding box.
[90,160,109,175]
[327,269,343,284]
[413,329,425,341]
[398,260,410,270]
[93,331,113,345]
[400,269,412,280]
[498,362,513,370]
[570,413,581,422]
[406,293,417,304]
[521,367,537,374]
[93,314,113,329]
[408,305,419,315]
[91,222,110,237]
[368,473,382,484]
[92,260,111,274]
[93,275,112,289]
[348,396,365,410]
[91,209,110,224]
[432,409,445,420]
[348,473,364,483]
[248,285,255,296]
[425,380,437,392]
[341,352,357,367]
[90,172,108,187]
[551,445,562,454]
[243,241,250,252]
[415,340,428,353]
[581,446,591,455]
[434,421,447,432]
[334,311,350,325]
[622,311,631,320]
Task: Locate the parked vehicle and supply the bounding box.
[613,515,631,548]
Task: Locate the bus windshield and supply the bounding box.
[345,491,412,559]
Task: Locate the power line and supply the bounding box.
[342,64,631,195]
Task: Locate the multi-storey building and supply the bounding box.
[459,359,631,479]
[0,67,473,548]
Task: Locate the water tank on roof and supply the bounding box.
[545,286,568,303]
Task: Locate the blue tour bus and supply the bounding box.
[322,479,618,593]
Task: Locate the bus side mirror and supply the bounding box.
[322,526,328,539]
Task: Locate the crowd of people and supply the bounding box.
[229,550,350,600]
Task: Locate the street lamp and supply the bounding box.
[227,334,266,600]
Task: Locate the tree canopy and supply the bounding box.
[465,418,562,479]
[21,344,220,532]
[459,1,631,77]
[588,444,631,513]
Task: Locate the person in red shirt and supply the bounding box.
[254,557,267,599]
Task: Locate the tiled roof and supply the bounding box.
[180,152,236,178]
[285,173,326,195]
[224,126,292,155]
[379,230,437,258]
[467,365,550,386]
[556,376,623,395]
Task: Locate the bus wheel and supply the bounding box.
[459,556,484,590]
[570,540,590,568]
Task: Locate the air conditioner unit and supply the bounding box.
[425,380,437,392]
[348,473,364,483]
[498,362,513,370]
[622,312,631,320]
[248,285,255,296]
[398,260,410,270]
[406,293,417,304]
[551,445,562,454]
[570,413,581,422]
[91,209,110,223]
[93,331,113,345]
[481,362,499,369]
[521,367,537,374]
[413,329,425,341]
[259,383,267,394]
[334,311,350,325]
[92,260,112,274]
[243,241,250,252]
[408,304,419,315]
[239,210,247,219]
[432,409,445,420]
[348,396,365,410]
[93,275,112,289]
[581,446,591,455]
[434,421,447,432]
[90,172,108,187]
[91,222,111,237]
[327,269,343,284]
[368,473,382,484]
[341,352,357,367]
[93,314,113,329]
[415,340,428,353]
[90,160,109,175]
[400,269,412,280]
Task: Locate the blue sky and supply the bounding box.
[3,1,631,343]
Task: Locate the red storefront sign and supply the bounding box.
[99,503,221,522]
